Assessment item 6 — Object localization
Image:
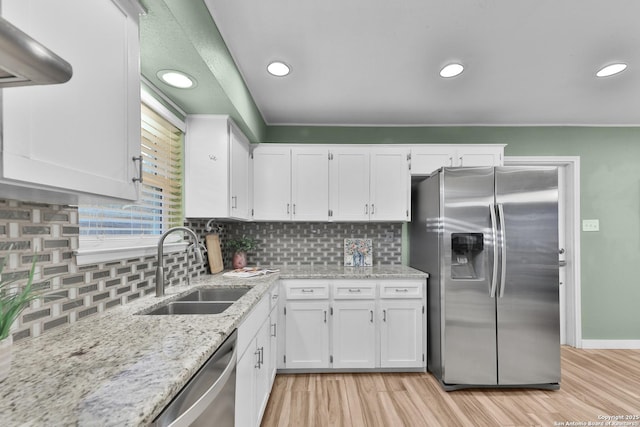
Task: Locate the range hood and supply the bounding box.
[0,15,72,87]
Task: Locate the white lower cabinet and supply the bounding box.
[283,301,330,369]
[235,285,277,427]
[332,300,376,369]
[379,300,424,368]
[279,279,426,371]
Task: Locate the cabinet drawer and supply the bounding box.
[380,281,424,299]
[333,281,376,299]
[283,281,329,300]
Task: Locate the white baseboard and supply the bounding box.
[581,340,640,349]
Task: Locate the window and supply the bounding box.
[77,98,185,263]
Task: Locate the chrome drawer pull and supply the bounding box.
[348,288,361,293]
[395,288,409,293]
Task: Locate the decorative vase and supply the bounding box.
[232,251,247,269]
[0,335,13,383]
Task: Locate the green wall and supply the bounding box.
[264,125,640,340]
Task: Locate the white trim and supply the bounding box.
[504,156,582,348]
[75,242,188,265]
[141,77,187,131]
[581,340,640,350]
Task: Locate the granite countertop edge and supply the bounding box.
[0,265,427,426]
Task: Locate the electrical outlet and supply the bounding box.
[582,219,600,232]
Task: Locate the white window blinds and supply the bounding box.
[78,102,184,251]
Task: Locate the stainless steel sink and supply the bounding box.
[145,301,233,315]
[175,287,250,302]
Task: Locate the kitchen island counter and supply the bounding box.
[0,265,426,426]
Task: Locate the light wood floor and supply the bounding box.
[261,346,640,426]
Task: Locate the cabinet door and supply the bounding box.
[332,301,376,369]
[379,300,424,368]
[184,115,230,218]
[370,148,410,221]
[2,0,141,201]
[410,146,456,175]
[284,301,330,369]
[255,317,272,425]
[457,145,503,167]
[268,304,279,384]
[291,147,329,221]
[235,339,258,427]
[229,125,251,220]
[329,148,370,221]
[253,147,291,220]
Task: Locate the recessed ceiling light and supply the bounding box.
[440,63,464,78]
[267,61,291,77]
[157,70,196,88]
[596,63,627,78]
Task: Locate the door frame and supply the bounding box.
[504,156,582,348]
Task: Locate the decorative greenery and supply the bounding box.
[0,256,38,341]
[226,237,257,254]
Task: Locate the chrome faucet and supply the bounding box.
[156,226,204,297]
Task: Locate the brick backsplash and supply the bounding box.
[0,197,403,342]
[0,200,209,342]
[220,222,403,268]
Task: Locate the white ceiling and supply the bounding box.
[203,0,640,126]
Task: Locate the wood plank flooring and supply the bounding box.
[261,346,640,427]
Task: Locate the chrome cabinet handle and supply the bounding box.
[271,323,277,338]
[324,310,327,323]
[348,288,361,293]
[293,204,296,215]
[395,288,408,293]
[231,196,237,209]
[383,309,387,322]
[255,349,261,369]
[287,203,290,214]
[371,204,375,215]
[301,289,314,293]
[132,155,143,183]
[370,310,374,323]
[365,204,369,215]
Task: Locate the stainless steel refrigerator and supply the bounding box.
[410,166,560,390]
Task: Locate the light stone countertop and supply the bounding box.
[0,265,427,426]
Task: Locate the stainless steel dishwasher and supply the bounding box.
[152,330,237,427]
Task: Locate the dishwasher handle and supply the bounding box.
[167,344,237,427]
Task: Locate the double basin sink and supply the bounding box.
[145,287,250,315]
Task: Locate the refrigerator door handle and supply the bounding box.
[489,204,499,297]
[497,203,507,298]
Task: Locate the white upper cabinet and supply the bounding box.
[185,115,252,220]
[410,144,505,176]
[329,147,410,222]
[253,145,329,221]
[291,147,329,221]
[370,148,410,221]
[410,146,457,175]
[253,146,291,221]
[1,0,144,203]
[329,148,370,221]
[457,145,504,167]
[230,126,252,219]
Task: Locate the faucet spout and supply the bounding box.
[155,226,203,297]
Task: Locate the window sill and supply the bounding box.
[74,242,189,266]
